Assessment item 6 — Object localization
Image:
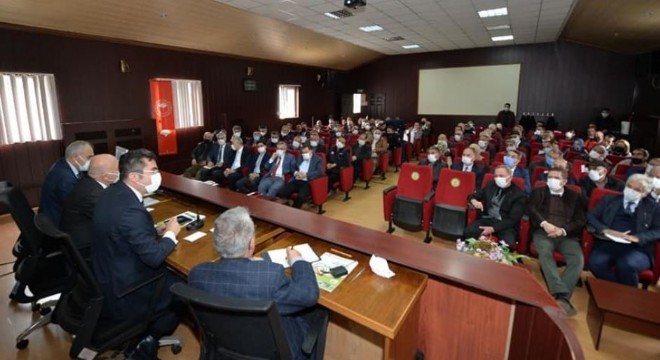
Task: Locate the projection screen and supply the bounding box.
[418,64,521,116]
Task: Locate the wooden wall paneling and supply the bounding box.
[418,277,512,359]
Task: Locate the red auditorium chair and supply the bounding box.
[564,151,582,161]
[287,172,329,215]
[287,149,301,161]
[317,153,353,202]
[377,152,389,181]
[530,166,548,184]
[383,163,434,235]
[639,242,660,290]
[530,142,543,156]
[361,158,374,189]
[391,147,402,172]
[428,168,476,242]
[606,154,629,165]
[612,164,632,181]
[580,188,623,268]
[480,151,490,165]
[571,159,589,181]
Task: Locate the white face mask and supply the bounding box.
[260,131,267,136]
[478,140,487,148]
[217,139,226,146]
[300,136,307,142]
[310,140,318,147]
[276,149,285,157]
[646,164,654,175]
[257,146,266,154]
[106,172,120,184]
[234,132,241,138]
[565,132,574,140]
[623,187,642,203]
[139,172,161,194]
[302,152,312,161]
[335,131,342,137]
[358,140,366,146]
[352,130,359,135]
[589,150,601,160]
[494,176,509,188]
[534,130,542,136]
[461,156,473,166]
[292,141,300,148]
[365,125,371,130]
[374,134,381,140]
[77,155,91,172]
[506,146,517,152]
[588,169,603,182]
[653,177,660,190]
[427,154,438,163]
[231,144,237,151]
[336,141,345,149]
[454,134,462,141]
[271,138,279,143]
[547,178,562,192]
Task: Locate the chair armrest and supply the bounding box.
[382,186,399,221]
[383,185,398,195]
[301,308,329,356]
[117,271,165,299]
[423,191,435,203]
[516,216,530,254]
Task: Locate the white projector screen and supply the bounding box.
[418,64,521,116]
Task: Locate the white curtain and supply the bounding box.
[278,85,299,119]
[0,73,62,145]
[171,79,204,128]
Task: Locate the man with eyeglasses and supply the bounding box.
[92,148,182,359]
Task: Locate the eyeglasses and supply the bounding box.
[141,169,160,174]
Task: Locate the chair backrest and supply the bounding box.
[606,154,629,165]
[571,159,589,181]
[530,166,548,183]
[0,184,43,255]
[397,163,433,199]
[434,168,475,206]
[480,151,490,165]
[171,283,292,360]
[614,164,632,177]
[588,188,621,210]
[482,173,525,191]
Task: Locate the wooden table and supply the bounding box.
[586,277,660,350]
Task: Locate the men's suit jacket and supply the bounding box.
[578,176,624,203]
[450,162,486,189]
[467,181,527,233]
[527,186,586,237]
[189,258,319,359]
[247,152,269,175]
[418,159,446,185]
[39,158,80,226]
[59,175,104,254]
[293,155,323,182]
[327,147,350,168]
[91,181,176,321]
[229,147,250,170]
[206,143,234,165]
[264,153,297,177]
[587,194,660,260]
[351,144,371,161]
[512,166,531,193]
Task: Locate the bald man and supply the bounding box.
[60,154,119,257]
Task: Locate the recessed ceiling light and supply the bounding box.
[360,25,384,32]
[492,35,514,42]
[478,7,508,18]
[324,12,340,19]
[402,44,420,49]
[486,24,510,31]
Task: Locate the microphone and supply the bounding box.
[155,189,205,231]
[186,210,205,231]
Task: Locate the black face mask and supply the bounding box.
[631,158,643,165]
[204,139,212,144]
[613,147,625,154]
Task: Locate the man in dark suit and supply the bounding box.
[326,137,350,192]
[258,141,297,198]
[39,140,94,226]
[222,136,250,191]
[60,154,118,258]
[527,167,586,317]
[188,207,321,359]
[496,103,516,129]
[236,141,268,194]
[503,149,531,193]
[200,132,235,183]
[465,166,527,248]
[351,134,371,182]
[183,131,214,179]
[418,146,447,188]
[279,145,324,209]
[587,174,660,286]
[451,147,485,189]
[92,149,181,358]
[578,160,624,203]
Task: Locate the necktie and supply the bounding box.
[625,202,634,215]
[219,146,225,164]
[271,157,281,178]
[463,165,468,172]
[254,154,263,173]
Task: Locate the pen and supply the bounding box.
[351,268,365,282]
[330,248,352,258]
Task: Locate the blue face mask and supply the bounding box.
[503,156,516,168]
[546,156,556,167]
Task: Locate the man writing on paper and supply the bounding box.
[189,207,323,359]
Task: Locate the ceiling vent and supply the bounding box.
[386,36,405,41]
[328,9,354,18]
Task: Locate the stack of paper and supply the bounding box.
[313,252,358,292]
[266,243,320,268]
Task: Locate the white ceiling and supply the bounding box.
[216,0,577,55]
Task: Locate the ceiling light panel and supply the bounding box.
[359,25,384,32]
[478,7,508,18]
[492,35,514,41]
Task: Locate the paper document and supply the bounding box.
[202,180,218,186]
[604,232,631,244]
[267,243,320,268]
[143,197,161,207]
[312,252,358,292]
[184,231,206,242]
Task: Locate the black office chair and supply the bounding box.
[33,213,182,358]
[0,182,71,349]
[171,283,328,360]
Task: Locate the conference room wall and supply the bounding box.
[346,41,636,137]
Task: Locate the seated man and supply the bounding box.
[183,131,214,179]
[649,165,660,203]
[60,154,119,258]
[326,137,350,192]
[371,129,389,170]
[418,146,447,188]
[528,167,586,316]
[222,136,250,191]
[279,145,324,209]
[258,141,297,198]
[611,147,649,176]
[306,131,325,154]
[39,140,95,226]
[537,158,577,186]
[578,160,624,202]
[92,149,182,358]
[587,174,660,286]
[199,132,234,182]
[476,132,497,161]
[351,134,371,182]
[451,147,485,189]
[189,207,321,359]
[465,166,526,248]
[236,141,269,194]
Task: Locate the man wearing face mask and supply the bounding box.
[200,132,236,183]
[587,174,660,286]
[221,137,250,191]
[278,145,323,208]
[92,149,182,358]
[306,131,325,153]
[351,134,371,182]
[258,142,297,199]
[183,131,214,179]
[39,140,95,226]
[236,141,269,194]
[280,125,292,144]
[528,167,586,317]
[449,127,466,148]
[60,154,119,259]
[504,150,531,193]
[611,148,649,178]
[418,146,447,188]
[326,137,350,192]
[451,147,485,189]
[231,125,242,141]
[595,108,618,135]
[578,160,624,203]
[496,103,516,129]
[371,129,389,172]
[583,127,599,151]
[584,144,608,163]
[649,166,660,203]
[466,166,526,247]
[477,133,497,161]
[529,148,562,180]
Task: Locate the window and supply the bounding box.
[0,73,62,145]
[278,85,300,119]
[151,78,204,129]
[353,93,362,114]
